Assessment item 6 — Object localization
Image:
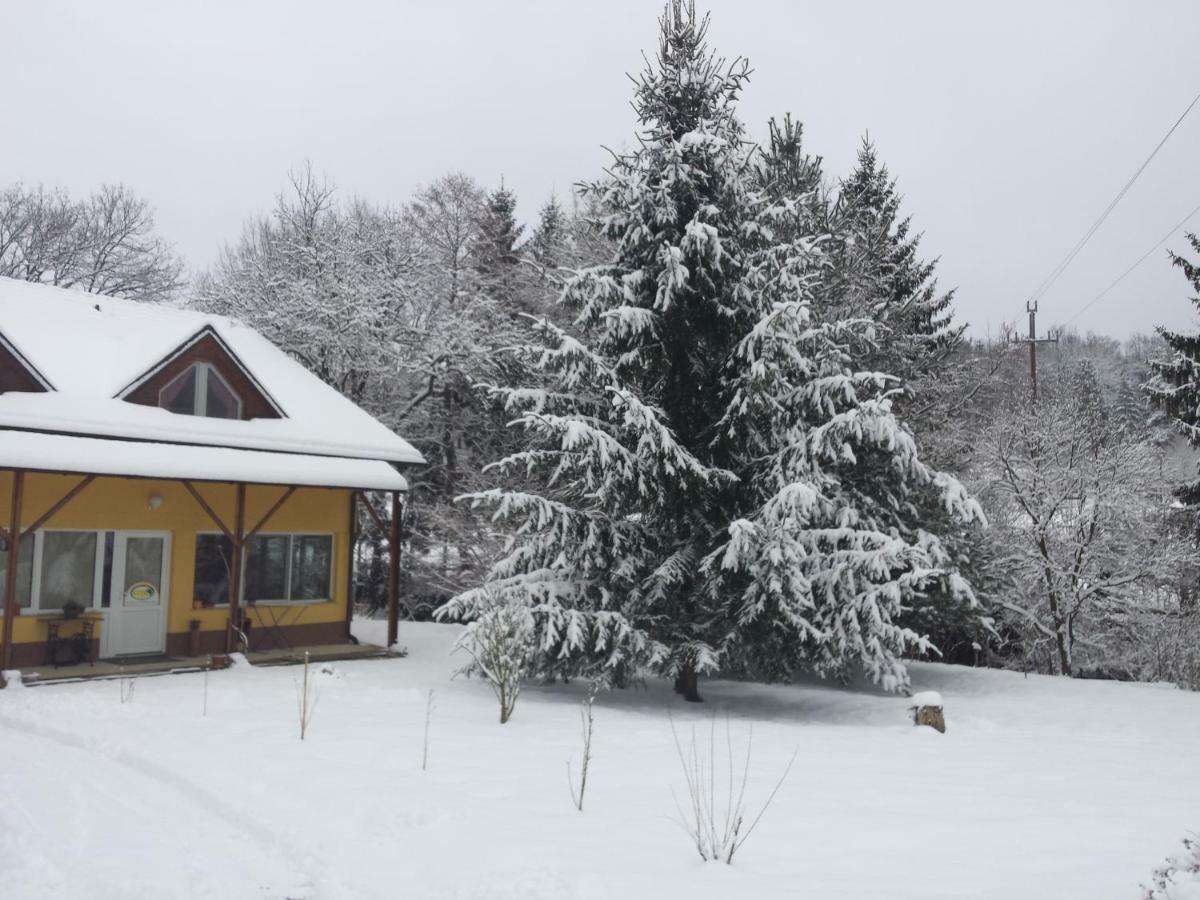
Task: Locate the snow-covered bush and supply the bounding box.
[1143,833,1200,899]
[453,596,534,724]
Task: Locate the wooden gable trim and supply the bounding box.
[0,331,53,394]
[116,326,285,420]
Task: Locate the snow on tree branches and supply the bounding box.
[438,0,982,701]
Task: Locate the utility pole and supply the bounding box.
[1011,300,1059,402]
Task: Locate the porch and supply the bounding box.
[1,452,409,680]
[13,639,400,685]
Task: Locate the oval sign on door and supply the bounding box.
[125,581,159,605]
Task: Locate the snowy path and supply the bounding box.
[1,620,1198,898]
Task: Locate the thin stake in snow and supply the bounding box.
[668,713,797,864]
[296,651,318,740]
[422,688,434,772]
[119,665,135,704]
[202,657,209,717]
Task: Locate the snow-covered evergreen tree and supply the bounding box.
[441,0,754,697]
[529,194,568,269]
[1147,233,1200,508]
[827,139,963,390]
[440,0,981,699]
[702,117,981,690]
[473,181,525,301]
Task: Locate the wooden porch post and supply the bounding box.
[227,483,246,653]
[1,470,25,672]
[345,491,358,641]
[386,490,401,648]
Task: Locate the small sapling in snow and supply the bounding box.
[567,680,599,811]
[668,713,797,864]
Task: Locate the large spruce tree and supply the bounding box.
[440,1,981,699]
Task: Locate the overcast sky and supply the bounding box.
[3,0,1199,338]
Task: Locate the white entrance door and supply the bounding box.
[104,532,170,658]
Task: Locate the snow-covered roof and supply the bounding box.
[0,278,425,474]
[0,430,407,492]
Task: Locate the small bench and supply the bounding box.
[43,614,100,668]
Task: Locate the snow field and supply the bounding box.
[0,619,1197,899]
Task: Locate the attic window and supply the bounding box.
[158,363,242,419]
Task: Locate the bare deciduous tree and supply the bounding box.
[0,182,184,301]
[979,360,1182,675]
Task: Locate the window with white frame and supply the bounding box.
[192,533,333,606]
[158,363,242,419]
[0,530,114,613]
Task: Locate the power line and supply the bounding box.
[1062,199,1200,326]
[1026,87,1200,308]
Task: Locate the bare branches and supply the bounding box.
[0,182,184,301]
[668,713,797,864]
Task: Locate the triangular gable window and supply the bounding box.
[159,363,242,419]
[0,331,52,394]
[118,327,283,420]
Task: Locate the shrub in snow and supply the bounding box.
[1143,833,1200,899]
[438,0,981,699]
[453,597,534,724]
[668,714,797,864]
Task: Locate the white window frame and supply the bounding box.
[158,362,243,419]
[194,531,334,607]
[4,529,108,616]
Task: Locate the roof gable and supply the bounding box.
[0,331,53,394]
[0,278,424,465]
[118,326,284,419]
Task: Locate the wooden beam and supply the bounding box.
[244,486,296,543]
[387,490,401,648]
[20,475,95,540]
[182,481,235,543]
[357,491,387,535]
[227,483,247,653]
[1,471,25,672]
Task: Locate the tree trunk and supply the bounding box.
[673,663,703,703]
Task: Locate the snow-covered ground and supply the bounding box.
[1,619,1197,899]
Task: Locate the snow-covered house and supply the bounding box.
[0,277,423,670]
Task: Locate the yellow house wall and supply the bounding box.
[0,471,352,650]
